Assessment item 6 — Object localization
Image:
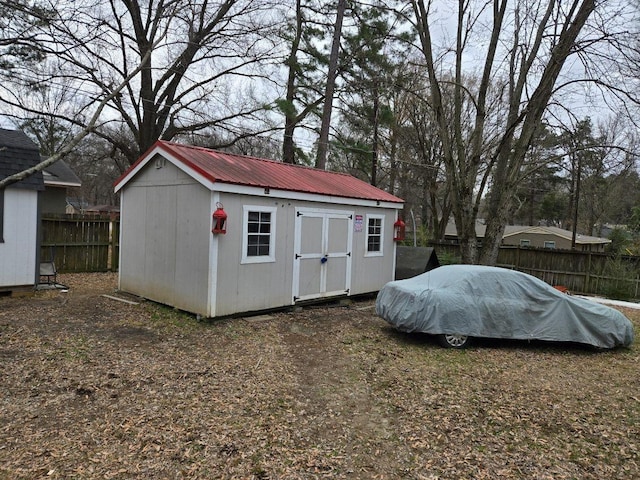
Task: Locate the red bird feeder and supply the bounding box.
[212,203,227,234]
[393,218,406,242]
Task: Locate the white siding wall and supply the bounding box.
[213,194,296,317]
[212,195,397,316]
[349,206,397,294]
[119,157,400,318]
[0,188,38,287]
[119,160,211,314]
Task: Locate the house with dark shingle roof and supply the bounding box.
[114,140,405,317]
[0,128,45,292]
[41,159,82,214]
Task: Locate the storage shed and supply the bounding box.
[0,128,44,293]
[114,141,404,317]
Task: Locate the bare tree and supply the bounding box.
[0,46,154,189]
[0,0,52,65]
[411,0,637,264]
[1,0,286,167]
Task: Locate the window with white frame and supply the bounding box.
[241,206,277,264]
[365,215,384,257]
[520,239,530,247]
[544,241,556,249]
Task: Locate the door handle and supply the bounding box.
[320,255,328,264]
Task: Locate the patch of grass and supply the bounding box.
[51,335,91,361]
[145,303,198,330]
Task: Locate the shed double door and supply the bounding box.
[293,208,353,302]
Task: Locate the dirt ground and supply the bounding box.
[1,273,639,479]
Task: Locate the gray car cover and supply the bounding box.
[376,265,634,349]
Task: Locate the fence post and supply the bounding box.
[109,215,117,271]
[585,251,592,293]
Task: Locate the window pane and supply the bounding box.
[259,223,271,233]
[245,209,273,258]
[368,218,381,234]
[367,218,382,252]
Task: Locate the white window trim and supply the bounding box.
[241,205,277,264]
[365,214,384,257]
[520,239,530,247]
[544,241,556,249]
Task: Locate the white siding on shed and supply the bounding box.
[211,194,296,317]
[116,143,403,318]
[0,189,38,287]
[119,160,212,314]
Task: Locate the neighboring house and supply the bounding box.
[502,225,610,252]
[65,199,119,216]
[84,204,120,217]
[0,128,44,292]
[41,160,82,214]
[65,197,89,214]
[114,141,404,318]
[444,221,611,252]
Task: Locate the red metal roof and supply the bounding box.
[119,141,403,204]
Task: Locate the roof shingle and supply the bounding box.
[0,128,44,190]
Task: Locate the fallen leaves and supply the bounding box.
[0,272,639,479]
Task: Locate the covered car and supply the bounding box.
[376,265,634,349]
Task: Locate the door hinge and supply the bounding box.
[347,252,351,257]
[295,253,301,259]
[297,211,303,217]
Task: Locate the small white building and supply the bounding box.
[114,141,404,317]
[0,129,44,293]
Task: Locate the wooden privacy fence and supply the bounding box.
[40,214,120,273]
[430,241,640,300]
[39,216,640,299]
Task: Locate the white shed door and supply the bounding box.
[293,208,353,302]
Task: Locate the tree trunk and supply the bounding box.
[479,193,513,266]
[371,82,379,186]
[388,121,397,195]
[478,0,596,266]
[315,0,346,170]
[571,156,582,248]
[455,207,478,264]
[282,0,303,164]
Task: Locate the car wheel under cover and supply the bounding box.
[437,334,471,349]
